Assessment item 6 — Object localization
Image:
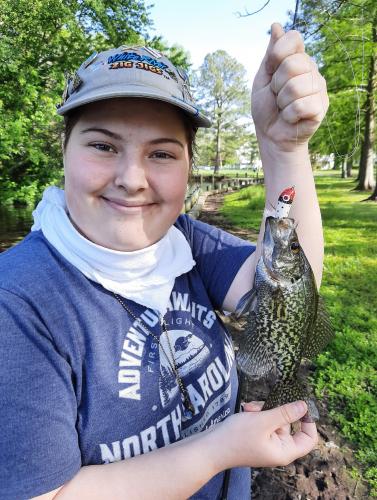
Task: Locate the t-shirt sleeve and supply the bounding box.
[175,215,256,310]
[0,288,81,499]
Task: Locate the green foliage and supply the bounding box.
[290,1,376,171]
[193,50,251,170]
[0,0,190,206]
[147,37,192,70]
[221,172,377,495]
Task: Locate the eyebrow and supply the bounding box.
[148,138,184,149]
[80,127,184,149]
[80,127,123,140]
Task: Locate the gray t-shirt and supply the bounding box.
[0,214,255,499]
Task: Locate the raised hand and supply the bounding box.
[252,23,329,152]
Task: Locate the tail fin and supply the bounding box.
[262,378,320,421]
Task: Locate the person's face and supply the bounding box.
[63,98,191,251]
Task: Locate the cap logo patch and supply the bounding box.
[109,60,163,75]
[107,51,168,71]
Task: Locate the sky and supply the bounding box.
[149,0,295,85]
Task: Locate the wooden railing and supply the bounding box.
[183,174,264,215]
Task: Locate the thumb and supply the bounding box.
[270,22,285,43]
[265,400,308,428]
[253,23,285,90]
[265,23,285,74]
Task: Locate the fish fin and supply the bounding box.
[303,295,335,359]
[236,312,275,379]
[262,379,320,421]
[234,288,257,318]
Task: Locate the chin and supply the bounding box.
[103,234,160,252]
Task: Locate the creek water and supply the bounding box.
[0,205,33,253]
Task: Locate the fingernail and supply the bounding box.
[294,401,307,415]
[301,413,314,423]
[240,402,245,412]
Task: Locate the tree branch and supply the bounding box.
[234,0,272,18]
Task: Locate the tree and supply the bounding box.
[0,0,190,206]
[287,0,376,190]
[194,50,251,173]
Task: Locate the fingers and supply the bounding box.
[265,22,285,56]
[265,26,305,75]
[281,92,327,125]
[242,401,264,412]
[291,420,319,457]
[268,49,328,129]
[275,71,323,110]
[265,402,318,463]
[265,400,308,428]
[270,53,313,95]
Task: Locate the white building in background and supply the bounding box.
[313,153,335,170]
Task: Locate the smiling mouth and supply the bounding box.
[102,197,156,212]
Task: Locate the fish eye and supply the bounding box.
[290,241,300,253]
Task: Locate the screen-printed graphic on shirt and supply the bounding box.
[99,294,235,463]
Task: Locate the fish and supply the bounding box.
[235,216,334,422]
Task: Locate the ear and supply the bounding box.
[62,153,66,176]
[60,131,65,154]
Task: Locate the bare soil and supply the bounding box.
[197,192,370,500]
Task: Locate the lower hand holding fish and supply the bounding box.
[214,400,318,469]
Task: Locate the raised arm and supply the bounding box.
[223,23,329,311]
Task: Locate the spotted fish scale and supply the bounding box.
[236,217,334,421]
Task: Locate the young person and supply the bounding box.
[0,23,328,499]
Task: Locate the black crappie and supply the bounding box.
[235,216,334,421]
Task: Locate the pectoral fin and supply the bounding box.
[234,288,257,318]
[303,295,334,359]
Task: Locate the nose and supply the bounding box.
[114,153,149,193]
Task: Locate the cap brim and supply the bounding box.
[57,85,211,128]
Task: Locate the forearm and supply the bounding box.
[55,427,222,500]
[221,142,323,311]
[257,141,324,288]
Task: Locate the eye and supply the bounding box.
[290,241,300,253]
[151,151,175,160]
[90,142,116,153]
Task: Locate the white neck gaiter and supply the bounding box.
[31,186,196,316]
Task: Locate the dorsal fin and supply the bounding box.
[302,295,334,358]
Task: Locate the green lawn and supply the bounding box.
[221,171,377,496]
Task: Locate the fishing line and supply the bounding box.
[236,0,364,160]
[295,11,362,160]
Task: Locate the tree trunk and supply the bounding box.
[341,157,348,178]
[346,156,353,177]
[365,169,377,200]
[214,121,222,174]
[333,155,341,170]
[355,23,376,191]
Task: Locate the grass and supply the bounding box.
[221,170,377,496]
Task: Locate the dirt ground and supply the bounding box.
[197,192,371,500]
